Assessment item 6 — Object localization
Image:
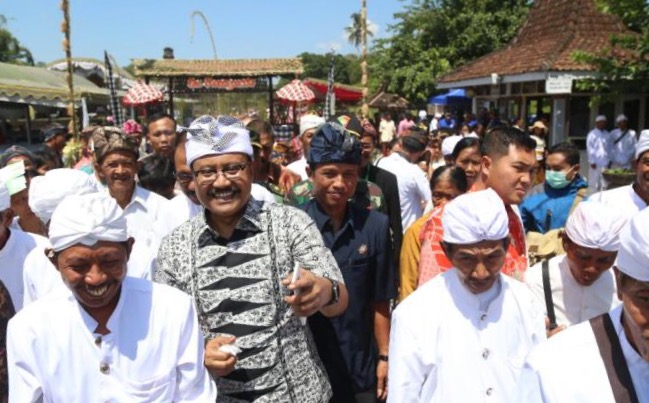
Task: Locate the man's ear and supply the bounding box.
[306,166,313,179]
[94,161,103,180]
[0,209,13,228]
[613,267,624,301]
[570,164,580,180]
[481,155,492,178]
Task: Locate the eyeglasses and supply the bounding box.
[193,162,250,184]
[174,172,193,184]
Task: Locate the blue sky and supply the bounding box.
[1,0,406,67]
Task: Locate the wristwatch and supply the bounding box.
[378,355,389,362]
[325,278,340,306]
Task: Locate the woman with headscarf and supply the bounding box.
[399,166,468,301]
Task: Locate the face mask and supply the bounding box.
[545,169,572,189]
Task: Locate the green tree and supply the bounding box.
[298,52,362,85]
[370,0,530,104]
[0,15,34,65]
[573,0,649,99]
[345,11,375,50]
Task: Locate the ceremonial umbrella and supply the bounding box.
[275,80,315,133]
[122,82,165,106]
[276,79,315,103]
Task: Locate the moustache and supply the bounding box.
[207,185,239,197]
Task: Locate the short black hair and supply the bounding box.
[246,119,274,139]
[547,141,580,166]
[35,147,62,169]
[138,154,176,196]
[431,165,468,193]
[481,126,536,159]
[147,113,176,128]
[451,137,481,161]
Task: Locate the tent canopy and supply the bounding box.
[0,62,114,108]
[429,88,471,105]
[303,78,362,103]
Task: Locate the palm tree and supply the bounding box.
[345,13,363,49]
[346,4,373,117]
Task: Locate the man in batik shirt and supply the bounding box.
[155,115,349,403]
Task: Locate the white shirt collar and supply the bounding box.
[73,278,129,336]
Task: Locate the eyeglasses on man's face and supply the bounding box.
[193,162,250,184]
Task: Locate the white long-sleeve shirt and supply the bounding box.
[388,270,546,403]
[586,128,610,167]
[593,184,647,221]
[517,306,649,403]
[106,185,169,279]
[525,255,620,327]
[8,277,216,402]
[377,152,432,231]
[609,128,638,168]
[0,228,49,311]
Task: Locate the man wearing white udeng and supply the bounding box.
[518,207,649,402]
[388,188,545,402]
[7,193,216,402]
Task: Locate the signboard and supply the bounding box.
[172,76,269,94]
[545,74,573,94]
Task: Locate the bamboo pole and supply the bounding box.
[60,0,78,139]
[361,0,369,118]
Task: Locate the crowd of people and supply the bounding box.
[0,106,647,402]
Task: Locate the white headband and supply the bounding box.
[636,130,649,160]
[299,114,325,137]
[28,169,96,225]
[0,181,9,211]
[564,201,626,252]
[615,208,649,282]
[442,188,509,244]
[49,193,128,252]
[0,160,26,196]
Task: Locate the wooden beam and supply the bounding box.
[268,75,274,124]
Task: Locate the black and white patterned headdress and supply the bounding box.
[183,115,253,167]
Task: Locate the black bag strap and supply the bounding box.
[542,260,557,330]
[589,314,639,403]
[613,130,629,145]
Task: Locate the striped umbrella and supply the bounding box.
[276,79,315,103]
[122,82,165,106]
[104,51,124,126]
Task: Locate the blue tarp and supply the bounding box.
[429,89,471,105]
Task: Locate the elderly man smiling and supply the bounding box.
[388,188,545,402]
[7,193,215,402]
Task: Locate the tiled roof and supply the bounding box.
[132,58,303,78]
[438,0,634,84]
[368,90,409,109]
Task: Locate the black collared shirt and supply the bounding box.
[303,199,397,393]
